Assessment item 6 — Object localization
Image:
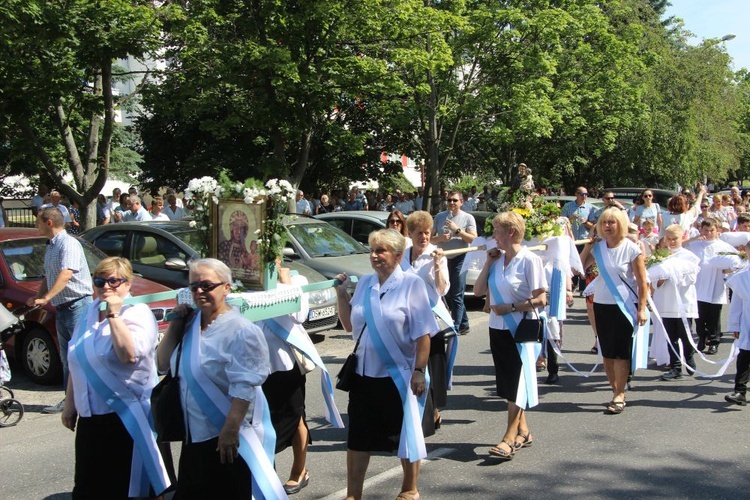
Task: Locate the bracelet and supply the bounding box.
[414,367,425,373]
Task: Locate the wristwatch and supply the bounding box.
[107,312,120,318]
[455,228,461,236]
[414,367,425,373]
[510,303,516,312]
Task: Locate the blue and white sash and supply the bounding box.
[182,315,286,500]
[487,265,542,410]
[71,302,170,497]
[260,317,343,428]
[592,241,650,371]
[362,281,428,462]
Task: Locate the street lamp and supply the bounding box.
[720,34,737,42]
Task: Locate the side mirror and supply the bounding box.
[164,257,188,270]
[283,247,297,258]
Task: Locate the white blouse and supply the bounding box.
[259,275,310,373]
[650,248,700,318]
[401,243,450,305]
[348,267,439,378]
[685,238,742,304]
[592,239,643,305]
[173,309,269,443]
[487,247,547,331]
[68,302,158,417]
[727,270,750,351]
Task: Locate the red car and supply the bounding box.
[0,228,176,385]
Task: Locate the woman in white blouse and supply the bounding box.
[403,211,450,431]
[64,257,170,498]
[156,258,269,499]
[581,208,648,414]
[474,212,547,461]
[335,229,439,500]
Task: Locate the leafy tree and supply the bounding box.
[0,0,161,229]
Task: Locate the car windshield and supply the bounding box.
[286,222,367,257]
[1,237,103,281]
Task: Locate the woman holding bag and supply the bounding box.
[64,257,171,498]
[473,212,547,461]
[156,258,272,499]
[335,228,439,500]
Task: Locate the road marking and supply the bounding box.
[319,447,455,500]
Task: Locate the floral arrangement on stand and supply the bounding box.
[183,174,296,289]
[491,191,564,241]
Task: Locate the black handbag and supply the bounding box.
[513,309,544,343]
[151,339,185,442]
[336,326,364,392]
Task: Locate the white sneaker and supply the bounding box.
[42,399,65,414]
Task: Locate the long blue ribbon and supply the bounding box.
[548,268,565,319]
[362,280,428,462]
[487,264,541,409]
[71,305,170,496]
[261,318,343,428]
[181,316,285,499]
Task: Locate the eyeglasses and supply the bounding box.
[576,192,588,197]
[188,281,225,292]
[447,198,461,203]
[603,197,615,200]
[700,205,709,209]
[93,277,128,289]
[643,194,653,198]
[387,219,402,225]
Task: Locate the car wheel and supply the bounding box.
[21,329,62,385]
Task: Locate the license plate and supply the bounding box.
[308,306,335,321]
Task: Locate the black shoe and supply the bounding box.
[458,326,470,335]
[545,373,559,384]
[706,345,718,355]
[725,392,747,406]
[686,360,697,375]
[661,369,683,381]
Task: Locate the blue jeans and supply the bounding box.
[446,255,469,331]
[56,296,91,389]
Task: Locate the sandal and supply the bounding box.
[283,470,310,495]
[488,440,515,461]
[605,401,625,414]
[513,432,534,451]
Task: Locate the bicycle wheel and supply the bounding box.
[0,398,24,427]
[0,385,14,399]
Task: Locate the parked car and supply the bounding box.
[315,211,390,247]
[282,215,372,294]
[0,228,176,384]
[81,221,339,334]
[604,187,676,208]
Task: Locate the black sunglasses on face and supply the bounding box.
[576,192,588,196]
[189,281,225,292]
[93,277,128,289]
[388,219,402,224]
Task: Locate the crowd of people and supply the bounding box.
[22,169,750,499]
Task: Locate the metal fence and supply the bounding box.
[5,207,36,228]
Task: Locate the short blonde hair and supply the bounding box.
[596,207,629,239]
[369,228,405,254]
[94,257,134,282]
[492,211,525,244]
[664,224,684,239]
[406,211,433,233]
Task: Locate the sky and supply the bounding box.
[665,0,750,71]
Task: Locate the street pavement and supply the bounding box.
[2,296,748,499]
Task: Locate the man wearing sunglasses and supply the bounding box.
[27,207,93,414]
[431,191,477,334]
[588,191,626,226]
[561,186,596,295]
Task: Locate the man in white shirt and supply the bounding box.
[150,197,170,221]
[40,190,72,228]
[106,187,121,216]
[31,184,48,216]
[164,194,187,220]
[122,196,153,222]
[295,190,312,215]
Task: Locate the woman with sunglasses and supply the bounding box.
[157,258,271,499]
[387,210,411,247]
[64,257,171,498]
[633,189,663,233]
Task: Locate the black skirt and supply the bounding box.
[489,328,522,403]
[262,364,310,454]
[73,412,134,500]
[594,303,634,360]
[347,375,405,453]
[428,330,447,408]
[174,436,251,500]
